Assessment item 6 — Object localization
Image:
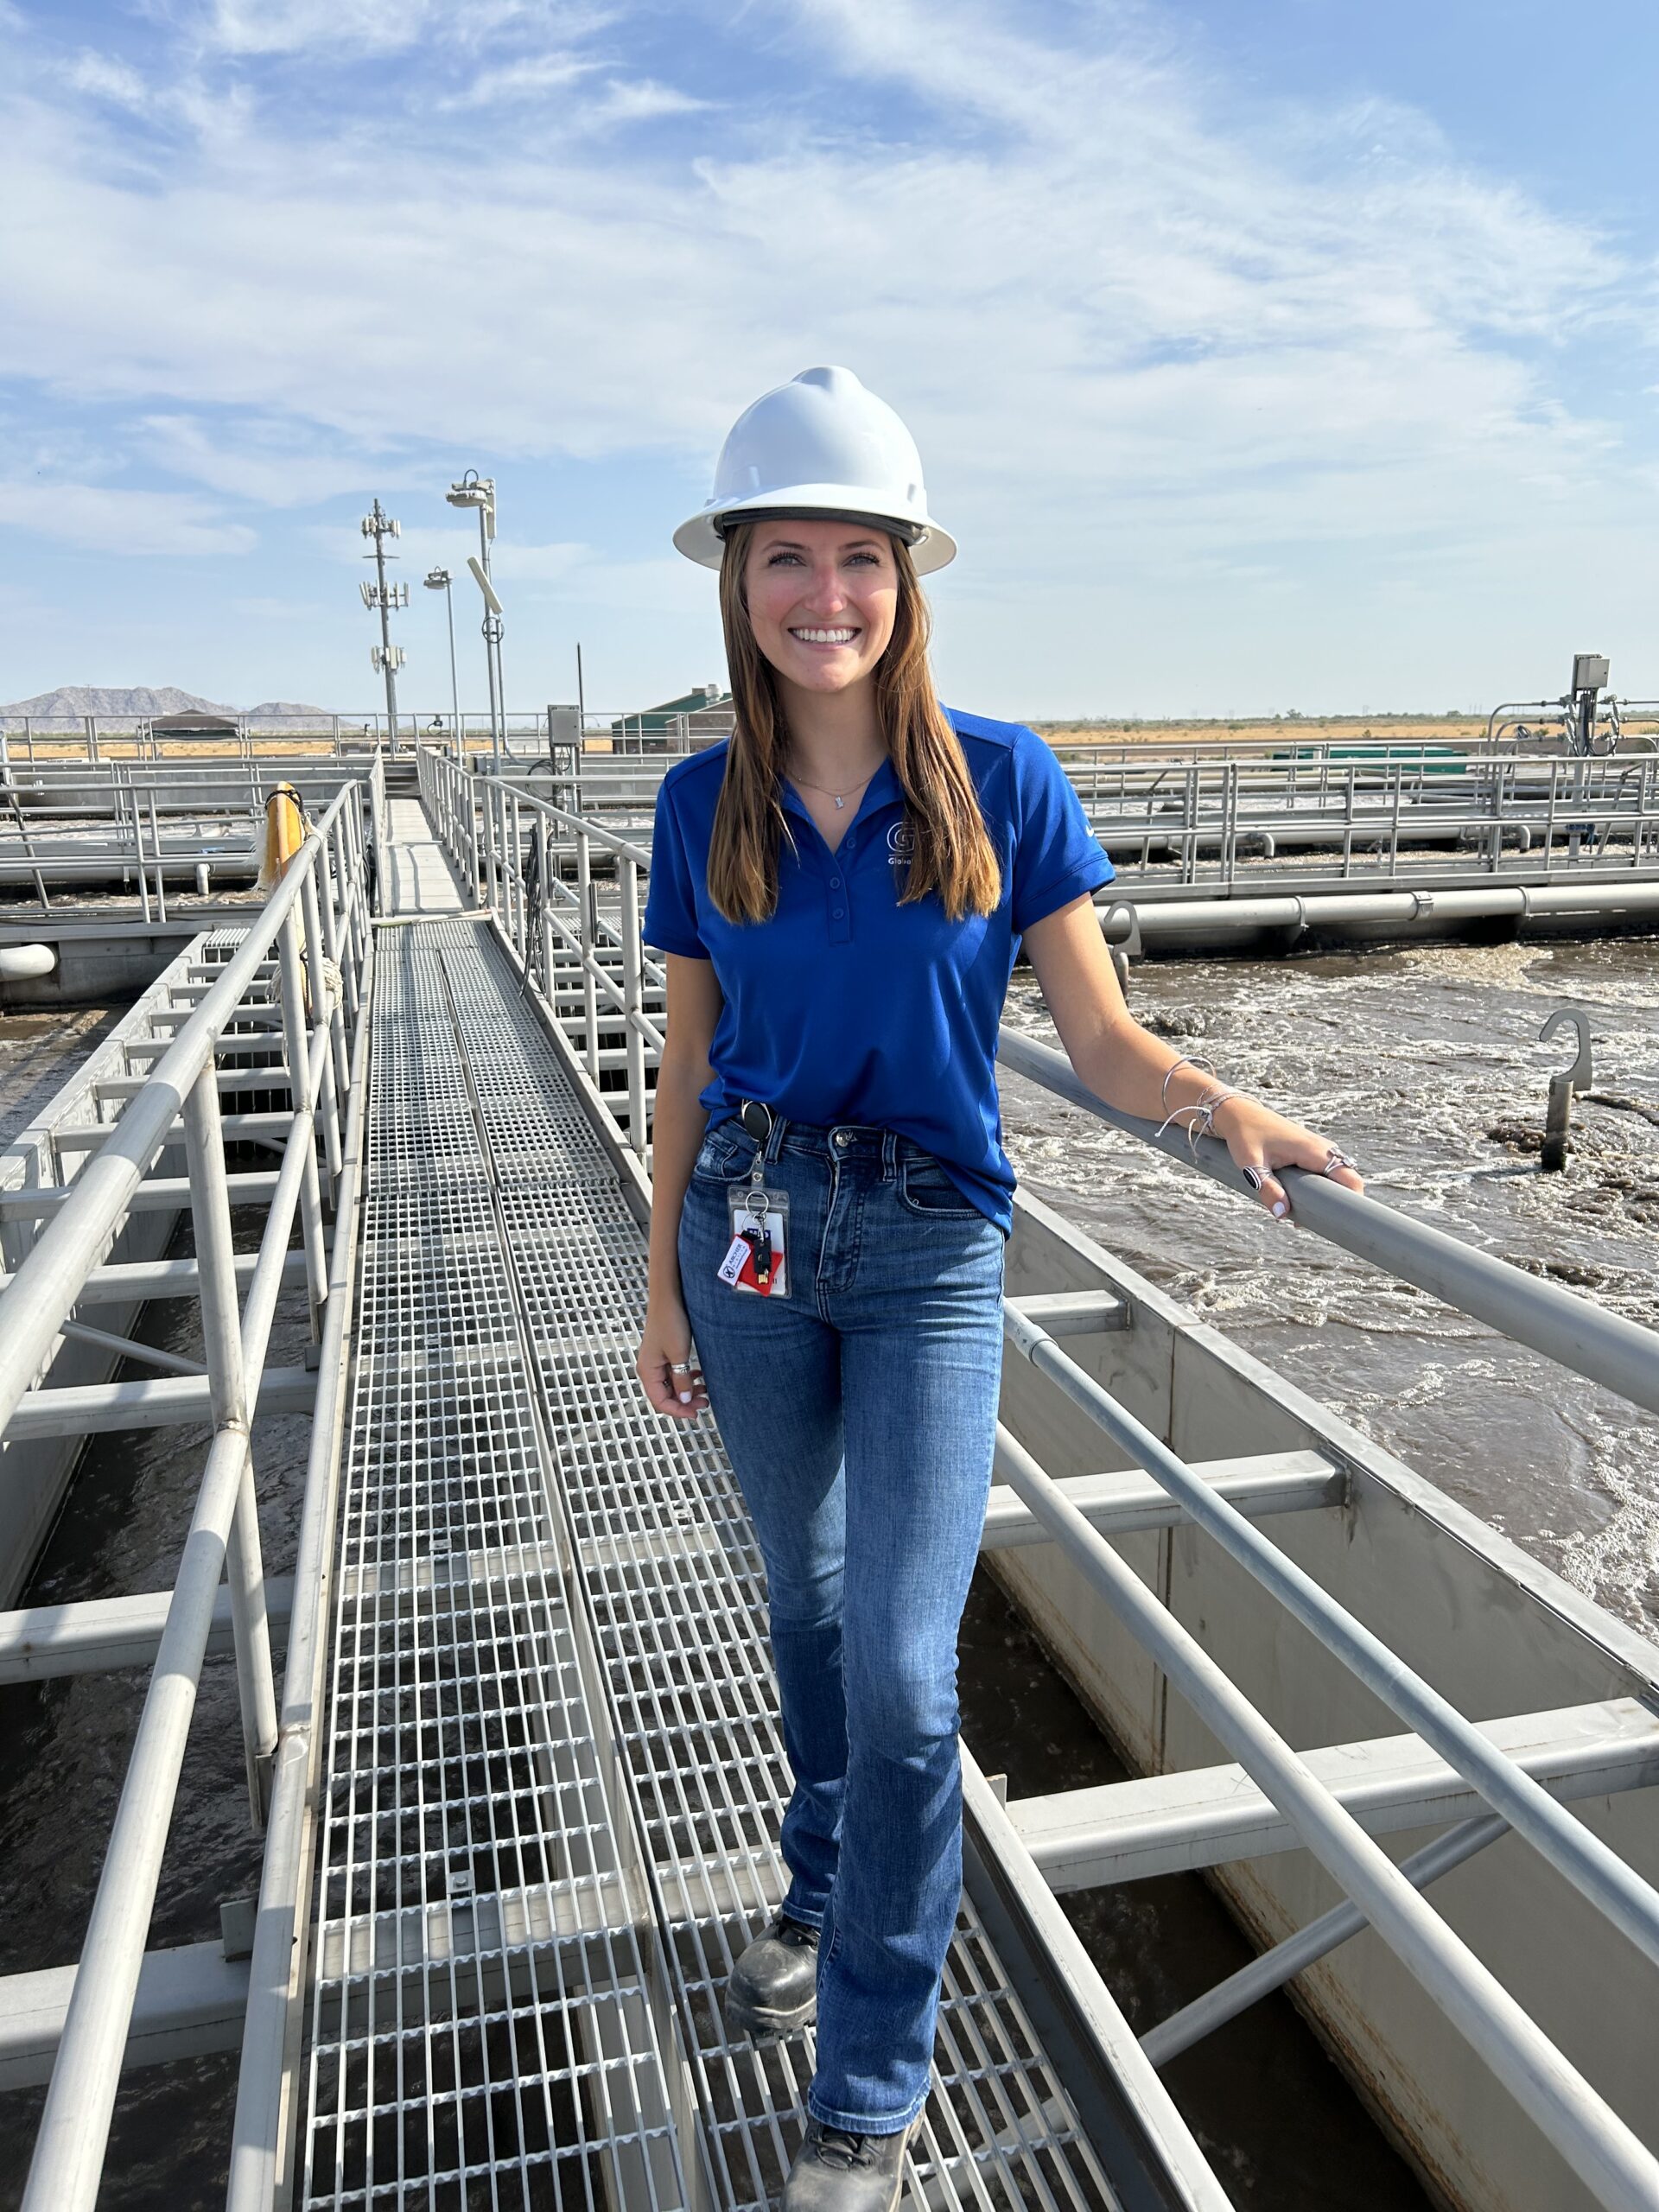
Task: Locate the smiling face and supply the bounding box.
[741,518,900,702]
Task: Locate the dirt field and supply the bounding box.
[1032,715,1491,748]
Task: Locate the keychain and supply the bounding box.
[716,1105,791,1297]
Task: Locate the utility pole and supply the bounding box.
[360,499,408,753]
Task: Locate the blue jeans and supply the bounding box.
[678,1112,1006,2136]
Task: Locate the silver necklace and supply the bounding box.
[784,759,884,810]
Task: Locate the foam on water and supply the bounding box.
[1003,932,1659,1630]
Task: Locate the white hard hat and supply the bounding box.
[674,365,957,575]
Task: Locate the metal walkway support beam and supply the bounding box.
[0,1170,283,1222]
[1011,1697,1659,1886]
[0,1579,293,1685]
[982,1448,1344,1551]
[0,1942,250,2090]
[3,1366,315,1441]
[0,1251,309,1306]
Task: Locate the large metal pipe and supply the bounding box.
[1098,881,1659,941]
[990,1424,1659,2212]
[0,944,54,981]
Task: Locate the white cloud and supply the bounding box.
[65,51,150,111]
[3,0,1656,709]
[0,482,257,556]
[139,413,388,505]
[196,0,613,58]
[584,77,709,127]
[444,53,597,108]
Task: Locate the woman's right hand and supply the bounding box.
[637,1293,709,1421]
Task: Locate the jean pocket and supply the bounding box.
[690,1125,756,1184]
[897,1155,980,1217]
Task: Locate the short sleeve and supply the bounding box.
[641,778,708,957]
[1009,728,1114,933]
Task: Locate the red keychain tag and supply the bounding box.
[720,1186,790,1297]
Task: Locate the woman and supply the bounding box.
[637,366,1362,2211]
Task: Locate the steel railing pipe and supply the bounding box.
[989,1424,1659,2212]
[1141,1812,1510,2067]
[181,1065,279,1828]
[21,1426,259,2212]
[996,1027,1659,1420]
[226,934,373,2212]
[1001,1308,1659,1973]
[274,911,327,1334]
[0,799,347,1443]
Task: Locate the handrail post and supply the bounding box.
[620,855,647,1155]
[276,909,328,1337]
[149,790,168,921]
[577,825,599,1081]
[537,808,554,999]
[299,864,345,1189]
[181,1064,278,1827]
[483,777,499,914]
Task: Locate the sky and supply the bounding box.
[3,0,1659,721]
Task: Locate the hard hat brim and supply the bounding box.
[674,487,957,575]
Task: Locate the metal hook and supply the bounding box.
[1539,1008,1593,1091]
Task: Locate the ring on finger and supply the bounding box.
[668,1360,693,1373]
[1241,1164,1270,1192]
[1319,1148,1357,1177]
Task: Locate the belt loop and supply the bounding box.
[766,1110,785,1164]
[882,1128,898,1179]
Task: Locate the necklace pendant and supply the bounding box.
[834,795,845,809]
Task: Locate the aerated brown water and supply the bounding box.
[2,931,1654,2206]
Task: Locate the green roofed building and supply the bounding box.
[611,685,734,754]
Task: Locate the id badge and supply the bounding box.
[720,1183,791,1298]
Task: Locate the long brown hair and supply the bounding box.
[707,523,1002,924]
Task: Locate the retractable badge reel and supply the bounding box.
[717,1101,791,1298]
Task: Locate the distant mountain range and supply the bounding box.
[0,686,332,720]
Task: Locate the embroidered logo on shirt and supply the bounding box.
[887,819,915,868]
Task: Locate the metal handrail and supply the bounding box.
[418,747,664,1150]
[991,1421,1659,2212]
[0,784,371,2212]
[996,1027,1659,1420]
[226,921,374,2212]
[1000,1308,1659,1957]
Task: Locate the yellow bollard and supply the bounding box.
[256,785,306,893]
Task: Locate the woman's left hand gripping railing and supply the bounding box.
[0,781,369,2212]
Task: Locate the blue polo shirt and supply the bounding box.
[641,708,1114,1234]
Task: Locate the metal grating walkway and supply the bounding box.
[301,916,1123,2210]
